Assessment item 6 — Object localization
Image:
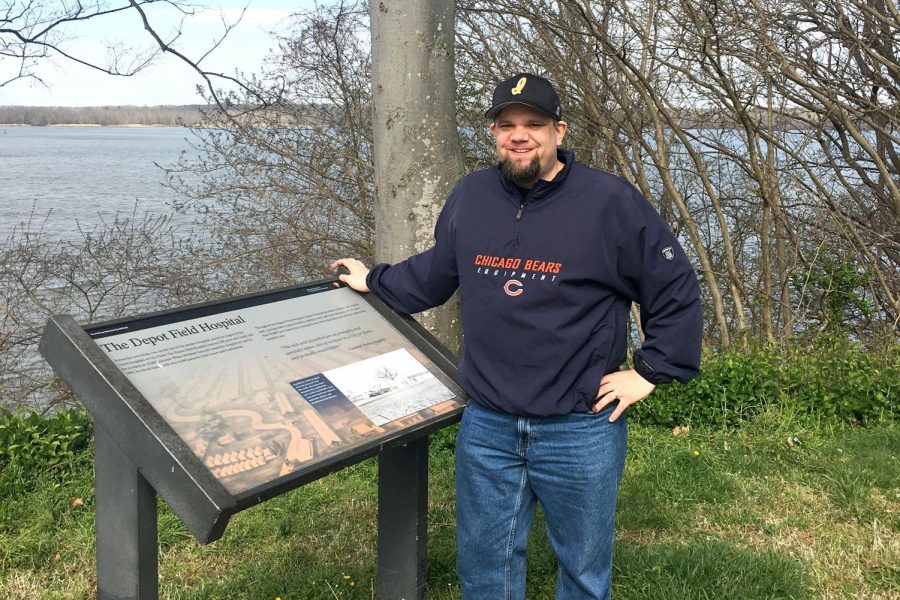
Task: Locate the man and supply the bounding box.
[333,73,702,599]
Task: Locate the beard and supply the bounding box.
[500,153,541,187]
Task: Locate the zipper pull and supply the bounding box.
[515,204,524,221]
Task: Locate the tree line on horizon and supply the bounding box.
[0,104,345,128]
[0,105,205,126]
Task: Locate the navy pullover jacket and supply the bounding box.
[367,150,703,417]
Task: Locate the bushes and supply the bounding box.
[632,338,899,428]
[781,336,897,422]
[0,338,894,482]
[630,348,780,429]
[0,409,92,474]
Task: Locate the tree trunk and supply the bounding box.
[369,0,465,354]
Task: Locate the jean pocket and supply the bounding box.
[577,400,618,418]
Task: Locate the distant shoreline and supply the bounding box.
[1,123,191,128]
[0,105,205,127]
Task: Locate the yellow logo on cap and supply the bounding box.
[511,77,527,95]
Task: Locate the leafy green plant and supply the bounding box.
[631,347,781,429]
[792,256,877,335]
[779,334,898,423]
[0,409,93,473]
[632,337,898,428]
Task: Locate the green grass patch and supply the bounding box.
[618,427,737,531]
[613,540,811,599]
[2,406,898,598]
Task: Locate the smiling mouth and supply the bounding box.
[510,148,535,155]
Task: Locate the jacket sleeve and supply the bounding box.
[619,187,703,384]
[365,192,459,315]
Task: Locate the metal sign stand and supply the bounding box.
[94,425,158,600]
[377,437,429,600]
[40,281,463,600]
[90,425,430,599]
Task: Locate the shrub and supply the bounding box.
[632,337,898,428]
[780,335,898,423]
[0,409,93,473]
[630,347,780,429]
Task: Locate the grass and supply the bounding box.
[1,410,897,599]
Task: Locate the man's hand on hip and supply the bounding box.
[592,369,656,422]
[330,258,371,292]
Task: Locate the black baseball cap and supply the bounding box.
[485,73,562,121]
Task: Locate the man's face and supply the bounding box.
[490,104,568,188]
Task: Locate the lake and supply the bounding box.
[0,126,199,241]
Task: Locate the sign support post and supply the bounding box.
[94,424,159,600]
[377,436,429,600]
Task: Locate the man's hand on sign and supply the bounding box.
[331,258,371,293]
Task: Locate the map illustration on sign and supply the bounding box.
[88,285,464,496]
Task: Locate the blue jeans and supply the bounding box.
[455,401,628,600]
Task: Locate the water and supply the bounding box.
[0,126,206,410]
[0,126,198,240]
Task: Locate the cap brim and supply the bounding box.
[485,101,558,120]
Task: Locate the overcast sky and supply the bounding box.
[0,1,316,107]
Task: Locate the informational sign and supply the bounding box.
[86,282,465,497]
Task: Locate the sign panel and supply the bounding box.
[85,282,465,498]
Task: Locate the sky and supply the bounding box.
[0,1,316,106]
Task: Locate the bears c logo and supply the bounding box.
[511,77,527,95]
[504,279,524,296]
